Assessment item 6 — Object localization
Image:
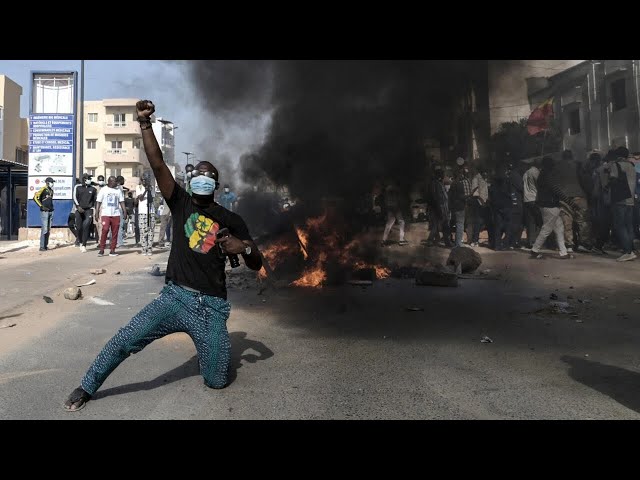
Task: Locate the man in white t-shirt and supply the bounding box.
[135,174,155,255]
[95,176,127,257]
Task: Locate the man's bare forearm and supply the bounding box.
[136,101,175,200]
[140,128,175,199]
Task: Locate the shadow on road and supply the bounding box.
[93,331,273,399]
[227,331,274,385]
[0,313,23,322]
[93,355,200,400]
[562,355,640,414]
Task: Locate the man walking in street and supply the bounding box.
[64,99,263,412]
[523,159,542,249]
[156,197,172,248]
[73,173,97,253]
[95,176,127,257]
[467,166,489,247]
[136,173,155,255]
[219,184,237,212]
[530,156,573,260]
[381,181,408,246]
[33,177,55,252]
[449,166,472,247]
[426,167,452,247]
[116,175,129,248]
[608,146,637,261]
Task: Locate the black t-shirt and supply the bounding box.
[165,184,253,299]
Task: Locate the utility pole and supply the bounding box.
[79,59,85,177]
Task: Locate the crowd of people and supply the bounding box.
[375,147,640,262]
[33,172,172,256]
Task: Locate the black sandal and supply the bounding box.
[63,387,92,412]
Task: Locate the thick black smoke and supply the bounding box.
[188,61,273,186]
[188,60,487,216]
[258,61,484,203]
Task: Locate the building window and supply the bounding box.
[611,78,627,111]
[132,168,140,178]
[15,147,27,164]
[87,139,97,149]
[88,113,98,122]
[569,110,580,135]
[113,113,126,125]
[133,138,142,149]
[109,168,122,177]
[111,140,123,149]
[86,168,96,177]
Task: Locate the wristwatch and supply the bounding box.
[244,245,252,255]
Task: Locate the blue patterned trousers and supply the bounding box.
[81,282,231,395]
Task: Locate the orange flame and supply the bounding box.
[261,242,298,269]
[374,266,391,279]
[294,226,309,260]
[291,253,327,287]
[260,211,391,288]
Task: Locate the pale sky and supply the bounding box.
[0,60,271,185]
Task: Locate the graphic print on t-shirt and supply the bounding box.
[106,193,118,208]
[184,212,220,254]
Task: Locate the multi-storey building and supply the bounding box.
[0,75,28,237]
[152,117,176,167]
[0,75,28,165]
[82,99,177,189]
[527,60,640,159]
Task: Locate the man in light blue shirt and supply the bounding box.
[219,184,237,211]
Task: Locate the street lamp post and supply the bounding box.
[79,59,85,178]
[182,151,193,165]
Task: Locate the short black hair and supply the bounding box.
[195,161,219,180]
[615,146,629,158]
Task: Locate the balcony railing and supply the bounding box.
[103,121,141,135]
[104,148,146,164]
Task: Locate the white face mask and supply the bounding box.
[98,181,105,186]
[47,182,54,188]
[85,179,91,186]
[190,176,216,196]
[224,188,230,193]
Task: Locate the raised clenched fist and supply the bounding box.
[136,100,155,118]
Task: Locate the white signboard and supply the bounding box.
[28,176,74,200]
[28,152,74,176]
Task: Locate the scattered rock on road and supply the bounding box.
[91,268,106,275]
[64,287,82,300]
[447,246,482,273]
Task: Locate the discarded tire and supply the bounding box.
[447,246,482,273]
[415,266,458,287]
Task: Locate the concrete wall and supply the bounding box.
[0,75,25,161]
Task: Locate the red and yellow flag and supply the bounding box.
[527,98,554,135]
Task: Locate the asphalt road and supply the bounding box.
[1,238,640,419]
